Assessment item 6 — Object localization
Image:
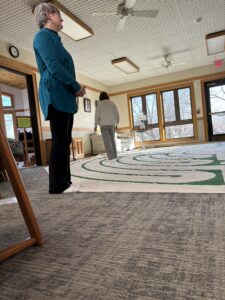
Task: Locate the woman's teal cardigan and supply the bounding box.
[33,28,81,120]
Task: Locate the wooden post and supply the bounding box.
[0,123,43,262]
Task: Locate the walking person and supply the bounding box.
[94,92,120,160]
[33,2,85,193]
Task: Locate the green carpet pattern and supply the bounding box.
[71,142,225,193]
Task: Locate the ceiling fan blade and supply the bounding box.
[124,0,136,9]
[132,10,159,18]
[116,16,128,31]
[92,11,117,16]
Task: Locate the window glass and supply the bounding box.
[178,88,192,120]
[162,91,175,122]
[165,124,194,139]
[146,94,158,124]
[2,94,13,107]
[4,113,15,139]
[135,128,160,142]
[209,85,225,113]
[131,97,143,127]
[211,115,225,135]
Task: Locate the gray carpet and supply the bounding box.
[1,167,225,299]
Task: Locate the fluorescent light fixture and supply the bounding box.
[51,0,94,41]
[206,30,225,55]
[111,57,139,74]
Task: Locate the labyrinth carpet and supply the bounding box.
[71,142,225,193]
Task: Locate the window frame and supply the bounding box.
[161,86,195,140]
[129,82,197,144]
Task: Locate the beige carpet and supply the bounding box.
[1,167,225,299]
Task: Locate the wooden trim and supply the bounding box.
[157,91,165,141]
[110,71,225,97]
[127,94,133,129]
[4,108,30,113]
[117,126,132,132]
[0,55,37,73]
[0,124,43,262]
[0,90,6,135]
[73,127,92,132]
[190,82,198,141]
[0,56,46,165]
[44,126,134,133]
[31,73,46,164]
[42,126,93,132]
[134,137,199,148]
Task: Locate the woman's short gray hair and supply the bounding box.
[34,2,60,29]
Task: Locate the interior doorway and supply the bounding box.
[204,78,225,141]
[0,67,42,166]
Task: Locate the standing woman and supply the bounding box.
[33,2,85,193]
[94,92,120,160]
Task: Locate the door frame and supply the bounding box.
[201,73,225,142]
[0,89,6,135]
[0,55,46,165]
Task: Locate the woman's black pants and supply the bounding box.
[48,106,74,194]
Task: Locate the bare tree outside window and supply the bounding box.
[131,97,142,127]
[146,94,158,124]
[178,88,192,120]
[130,85,195,142]
[162,87,194,139]
[209,85,225,134]
[162,91,175,122]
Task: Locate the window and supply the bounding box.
[1,92,16,139]
[1,93,14,108]
[161,87,194,139]
[130,85,195,143]
[131,93,160,141]
[4,113,16,139]
[131,96,143,127]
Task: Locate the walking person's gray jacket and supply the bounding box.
[95,99,119,128]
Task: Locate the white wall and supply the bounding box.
[111,66,225,144]
[109,64,225,94]
[111,94,130,129]
[0,83,27,110]
[1,38,225,153]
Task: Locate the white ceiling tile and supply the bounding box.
[0,0,225,86]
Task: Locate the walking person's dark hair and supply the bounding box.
[99,91,109,101]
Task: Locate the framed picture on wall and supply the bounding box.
[84,98,91,112]
[16,116,32,128]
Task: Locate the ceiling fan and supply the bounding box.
[161,55,172,69]
[148,54,187,73]
[92,0,159,31]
